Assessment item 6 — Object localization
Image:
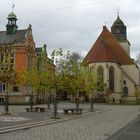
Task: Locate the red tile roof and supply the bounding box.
[83,26,133,65]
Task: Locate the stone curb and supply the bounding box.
[0,109,111,134]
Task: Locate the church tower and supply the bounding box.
[6,11,18,34]
[111,14,130,55]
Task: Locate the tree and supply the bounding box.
[59,51,83,110]
[50,49,83,117]
[36,45,55,109]
[16,68,40,110]
[135,52,140,68]
[39,69,54,109]
[26,68,40,110]
[0,45,16,115]
[84,68,98,112]
[16,45,55,111]
[50,48,64,119]
[0,69,15,115]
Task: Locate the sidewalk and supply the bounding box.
[109,117,140,140]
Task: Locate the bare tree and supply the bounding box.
[135,53,140,68]
[70,52,82,63]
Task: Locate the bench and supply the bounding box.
[63,108,83,114]
[34,107,46,112]
[25,107,46,112]
[25,107,34,112]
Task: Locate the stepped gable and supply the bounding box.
[83,26,133,65]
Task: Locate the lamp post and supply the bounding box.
[0,44,15,115]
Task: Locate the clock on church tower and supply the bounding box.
[115,28,120,33]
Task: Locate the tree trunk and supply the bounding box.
[30,90,33,111]
[89,96,94,112]
[4,83,10,115]
[75,93,79,110]
[47,95,51,109]
[51,95,60,119]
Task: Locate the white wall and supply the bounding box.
[89,62,140,98]
[89,62,122,93]
[119,41,130,56]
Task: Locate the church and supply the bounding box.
[83,15,140,104]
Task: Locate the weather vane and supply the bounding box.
[12,0,15,12]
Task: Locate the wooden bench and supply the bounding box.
[25,107,46,112]
[25,107,34,112]
[34,107,46,112]
[63,108,83,114]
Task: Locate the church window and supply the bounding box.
[90,66,94,72]
[97,66,104,77]
[124,86,128,97]
[97,66,104,91]
[109,66,114,92]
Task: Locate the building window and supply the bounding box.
[124,86,128,97]
[0,46,15,71]
[24,86,32,93]
[97,66,104,91]
[109,66,114,92]
[0,83,6,92]
[123,80,126,85]
[0,98,4,104]
[97,66,104,77]
[13,86,19,92]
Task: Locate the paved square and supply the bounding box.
[0,103,139,140]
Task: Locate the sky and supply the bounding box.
[0,0,140,59]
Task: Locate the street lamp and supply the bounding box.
[0,44,15,115]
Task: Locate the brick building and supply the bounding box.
[0,11,37,104]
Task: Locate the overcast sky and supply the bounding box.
[0,0,140,59]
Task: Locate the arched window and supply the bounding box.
[97,66,104,78]
[97,66,104,91]
[109,66,114,92]
[124,86,128,97]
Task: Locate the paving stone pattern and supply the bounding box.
[0,104,139,140]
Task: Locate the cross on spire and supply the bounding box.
[117,6,120,17]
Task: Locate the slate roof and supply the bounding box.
[83,26,134,65]
[0,29,27,44]
[112,16,125,26]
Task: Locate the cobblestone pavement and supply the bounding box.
[0,102,103,128]
[0,102,91,114]
[0,104,139,140]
